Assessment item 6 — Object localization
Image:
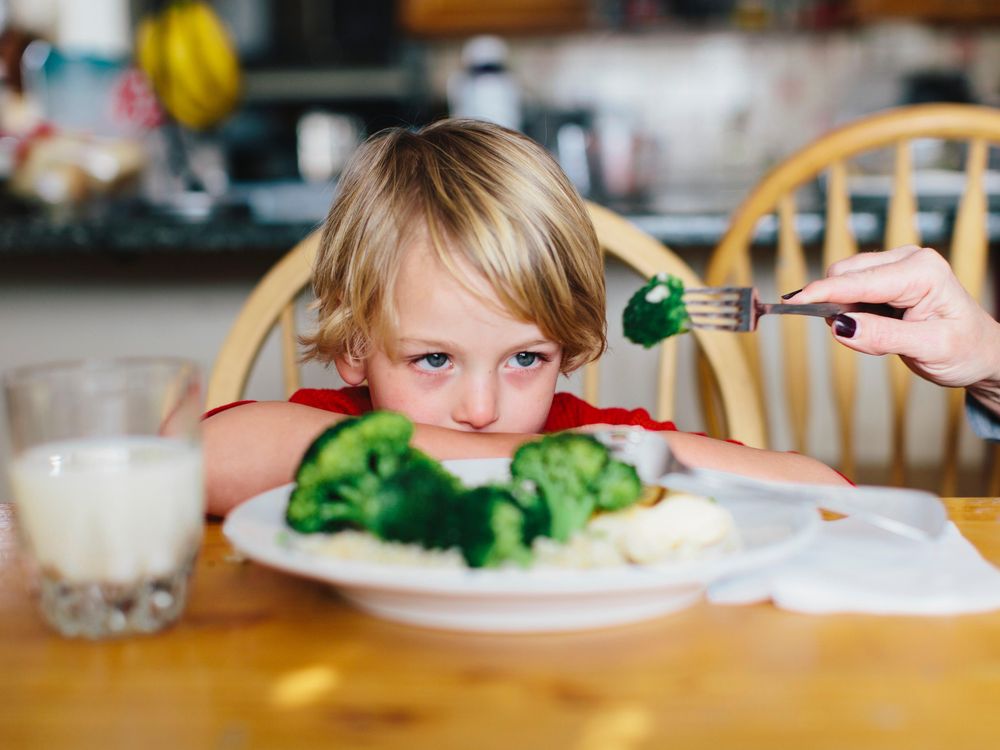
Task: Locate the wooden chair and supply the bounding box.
[207,201,766,447]
[703,103,1000,495]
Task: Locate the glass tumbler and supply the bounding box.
[3,357,204,638]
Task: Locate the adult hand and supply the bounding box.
[784,245,1000,398]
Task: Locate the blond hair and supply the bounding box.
[300,118,606,373]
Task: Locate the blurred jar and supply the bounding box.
[297,111,363,183]
[447,35,522,132]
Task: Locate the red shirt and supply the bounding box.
[204,386,680,432]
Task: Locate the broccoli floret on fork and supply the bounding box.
[623,273,691,348]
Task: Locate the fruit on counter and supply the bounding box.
[623,273,691,347]
[134,0,241,131]
[10,131,147,206]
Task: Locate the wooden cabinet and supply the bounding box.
[851,0,1000,22]
[399,0,591,36]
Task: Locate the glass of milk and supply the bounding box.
[3,357,204,638]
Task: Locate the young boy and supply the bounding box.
[204,119,846,515]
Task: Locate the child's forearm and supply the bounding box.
[202,401,347,516]
[661,431,850,486]
[409,424,534,461]
[202,403,537,516]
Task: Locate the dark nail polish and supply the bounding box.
[781,288,803,300]
[833,314,856,339]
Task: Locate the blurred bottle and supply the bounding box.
[447,35,522,132]
[297,111,362,183]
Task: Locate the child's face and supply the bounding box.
[336,238,563,434]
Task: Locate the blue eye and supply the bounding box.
[509,352,539,368]
[415,353,450,371]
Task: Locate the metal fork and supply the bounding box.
[593,427,947,542]
[684,286,904,332]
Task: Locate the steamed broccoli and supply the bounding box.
[287,413,644,567]
[441,486,532,568]
[286,411,425,533]
[371,463,531,567]
[623,273,690,348]
[509,432,642,542]
[285,411,531,567]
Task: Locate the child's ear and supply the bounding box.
[334,355,367,386]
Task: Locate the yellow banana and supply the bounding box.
[133,1,241,131]
[135,15,162,86]
[182,0,241,111]
[162,4,217,119]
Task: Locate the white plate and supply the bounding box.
[223,458,819,632]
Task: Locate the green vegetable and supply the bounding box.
[286,411,531,567]
[286,411,421,533]
[623,273,690,348]
[371,461,531,568]
[509,432,642,543]
[286,412,643,567]
[441,486,533,568]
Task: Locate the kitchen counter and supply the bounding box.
[2,186,999,267]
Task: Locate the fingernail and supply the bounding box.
[833,314,856,339]
[781,288,803,300]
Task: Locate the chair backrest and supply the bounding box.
[207,201,766,447]
[704,103,1000,495]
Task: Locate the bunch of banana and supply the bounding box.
[135,1,242,131]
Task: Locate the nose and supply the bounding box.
[453,373,500,431]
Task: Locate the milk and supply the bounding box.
[10,436,204,585]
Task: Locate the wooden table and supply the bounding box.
[2,499,1000,749]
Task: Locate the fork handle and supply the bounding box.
[763,302,904,319]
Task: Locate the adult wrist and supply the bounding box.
[964,318,1000,417]
[967,379,1000,418]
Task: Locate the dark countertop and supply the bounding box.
[2,186,998,270]
[0,210,317,258]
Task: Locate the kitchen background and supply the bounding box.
[1,0,999,492]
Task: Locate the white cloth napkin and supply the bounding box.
[708,518,1000,615]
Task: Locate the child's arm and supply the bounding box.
[204,404,848,516]
[662,431,849,486]
[573,424,849,486]
[202,402,531,516]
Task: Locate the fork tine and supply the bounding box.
[677,285,756,332]
[687,321,742,332]
[688,312,742,325]
[685,303,742,316]
[684,297,741,306]
[684,286,747,295]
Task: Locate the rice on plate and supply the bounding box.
[296,490,740,570]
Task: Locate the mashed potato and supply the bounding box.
[296,490,738,570]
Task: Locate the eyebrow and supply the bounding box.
[397,337,558,351]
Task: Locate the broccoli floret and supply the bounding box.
[377,473,530,568]
[510,433,642,542]
[367,453,464,543]
[623,273,690,348]
[449,486,533,568]
[590,455,644,512]
[286,411,427,533]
